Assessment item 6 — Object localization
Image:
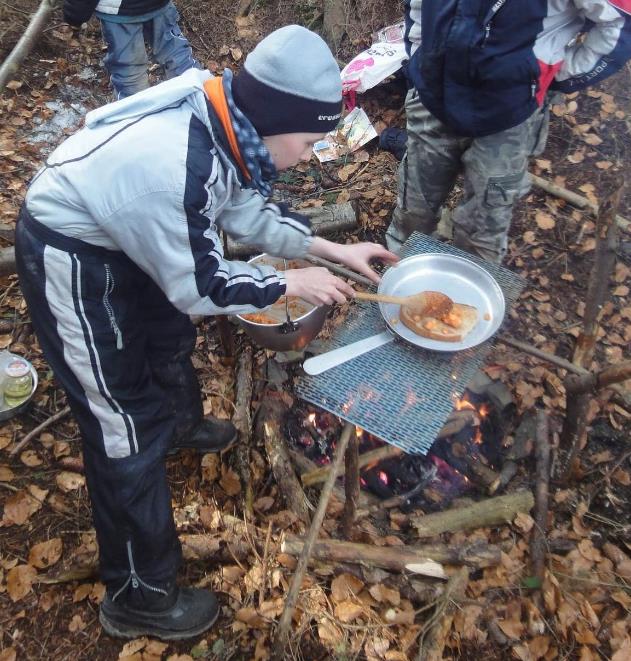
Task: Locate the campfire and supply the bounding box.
[287,374,517,511]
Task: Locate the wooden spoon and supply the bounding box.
[355,290,454,318]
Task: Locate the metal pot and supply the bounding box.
[235,255,329,352]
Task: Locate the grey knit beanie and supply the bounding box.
[232,25,343,136]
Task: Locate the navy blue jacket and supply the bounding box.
[404,0,631,136]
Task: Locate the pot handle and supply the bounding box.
[302,331,394,375]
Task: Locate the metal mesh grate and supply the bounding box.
[295,232,525,454]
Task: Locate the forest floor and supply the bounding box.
[1,2,631,660]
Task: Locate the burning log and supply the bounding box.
[431,439,501,493]
[341,433,360,538]
[417,567,469,661]
[256,396,311,525]
[233,342,254,516]
[288,448,379,508]
[300,443,402,487]
[411,490,535,538]
[281,536,500,571]
[530,411,550,601]
[435,409,478,440]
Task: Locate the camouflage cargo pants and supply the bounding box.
[385,89,550,263]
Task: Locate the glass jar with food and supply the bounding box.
[3,358,33,408]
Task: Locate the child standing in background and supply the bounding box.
[63,0,201,99]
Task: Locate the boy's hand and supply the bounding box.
[284,267,355,306]
[307,237,399,284]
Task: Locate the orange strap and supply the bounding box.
[203,77,251,181]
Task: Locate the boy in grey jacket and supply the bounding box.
[16,25,397,640]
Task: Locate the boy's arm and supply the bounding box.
[63,0,99,27]
[552,0,631,91]
[215,187,313,258]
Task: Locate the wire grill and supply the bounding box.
[295,233,525,454]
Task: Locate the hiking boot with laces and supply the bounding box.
[99,582,219,640]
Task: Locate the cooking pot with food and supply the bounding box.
[235,255,329,352]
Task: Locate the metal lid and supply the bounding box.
[5,359,30,378]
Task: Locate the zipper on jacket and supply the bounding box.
[103,264,123,350]
[531,81,537,98]
[111,541,169,601]
[481,0,509,48]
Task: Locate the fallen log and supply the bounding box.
[411,490,535,538]
[256,396,311,525]
[37,533,250,585]
[0,0,60,92]
[417,567,469,661]
[530,173,630,233]
[301,444,402,487]
[227,202,358,258]
[282,536,500,571]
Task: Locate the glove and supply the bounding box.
[63,0,98,27]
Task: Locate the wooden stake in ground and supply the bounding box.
[341,431,360,538]
[256,396,310,525]
[273,422,354,658]
[233,342,254,516]
[560,361,631,481]
[417,567,469,661]
[0,0,60,92]
[573,178,623,368]
[530,410,550,595]
[411,491,534,538]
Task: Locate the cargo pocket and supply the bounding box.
[483,170,526,208]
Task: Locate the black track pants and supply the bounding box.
[15,207,201,590]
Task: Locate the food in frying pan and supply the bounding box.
[399,302,479,343]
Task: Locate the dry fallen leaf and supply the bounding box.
[56,471,85,492]
[334,599,364,623]
[219,466,241,496]
[535,211,556,230]
[595,160,613,169]
[331,573,364,602]
[28,538,62,569]
[7,564,37,602]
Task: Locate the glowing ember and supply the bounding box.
[307,412,316,424]
[378,470,389,485]
[454,397,476,412]
[478,403,490,418]
[355,426,363,438]
[474,428,483,445]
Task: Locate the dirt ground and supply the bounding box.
[1,2,631,661]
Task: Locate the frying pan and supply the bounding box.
[302,253,505,375]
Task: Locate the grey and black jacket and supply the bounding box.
[25,68,313,316]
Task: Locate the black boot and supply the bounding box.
[170,415,238,454]
[100,581,219,640]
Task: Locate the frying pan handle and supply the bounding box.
[302,331,394,375]
[355,291,405,305]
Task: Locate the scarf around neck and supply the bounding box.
[204,69,277,198]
